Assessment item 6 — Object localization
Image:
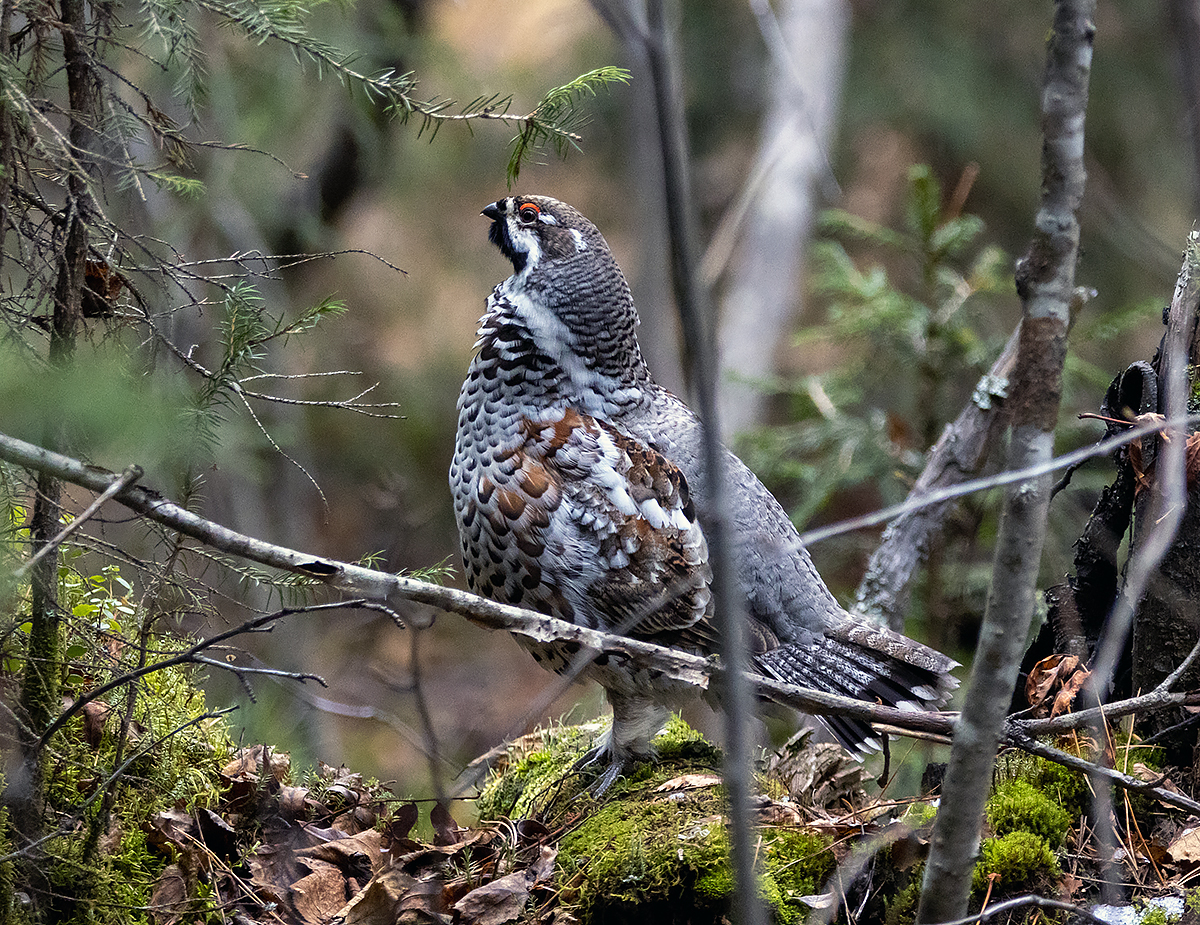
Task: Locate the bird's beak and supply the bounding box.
[482,201,503,221]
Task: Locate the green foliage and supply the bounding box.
[476,717,833,925]
[739,163,1010,618]
[506,67,632,186]
[985,778,1072,847]
[883,862,924,925]
[971,830,1059,895]
[3,541,235,923]
[1137,901,1181,925]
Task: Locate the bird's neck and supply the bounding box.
[472,279,652,418]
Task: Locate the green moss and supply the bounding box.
[1138,903,1176,925]
[557,783,730,918]
[883,863,924,925]
[480,716,833,924]
[0,802,15,925]
[761,828,836,925]
[971,831,1059,895]
[655,715,722,764]
[475,714,722,822]
[6,555,239,924]
[993,750,1089,822]
[558,791,835,925]
[474,721,603,820]
[985,779,1072,847]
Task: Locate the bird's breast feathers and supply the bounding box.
[453,404,714,641]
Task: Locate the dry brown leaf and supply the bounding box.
[279,784,310,817]
[146,807,197,856]
[1025,654,1079,713]
[1050,666,1091,718]
[290,859,348,925]
[1057,871,1083,900]
[431,801,464,846]
[147,864,189,925]
[1129,441,1152,496]
[1187,432,1200,485]
[82,701,111,749]
[453,870,530,925]
[397,875,447,923]
[1166,826,1200,865]
[299,829,383,878]
[527,845,557,886]
[223,744,291,784]
[337,867,416,925]
[248,843,301,903]
[653,774,722,793]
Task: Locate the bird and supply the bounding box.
[449,194,958,792]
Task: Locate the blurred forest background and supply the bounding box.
[2,0,1196,798]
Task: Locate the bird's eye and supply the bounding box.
[518,203,541,224]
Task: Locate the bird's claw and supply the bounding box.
[572,745,640,798]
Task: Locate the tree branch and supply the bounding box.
[5,427,1197,821]
[917,1,1095,919]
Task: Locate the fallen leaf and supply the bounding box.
[279,784,310,817]
[82,701,111,749]
[147,863,188,924]
[653,774,722,793]
[337,868,416,925]
[196,807,238,861]
[453,870,529,925]
[290,859,348,925]
[1187,432,1200,486]
[146,807,197,856]
[299,829,382,880]
[527,845,557,886]
[1025,654,1079,713]
[1166,826,1200,865]
[1050,666,1091,718]
[248,843,300,903]
[384,802,419,846]
[1058,871,1083,900]
[431,801,463,846]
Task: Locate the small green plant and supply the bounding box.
[3,536,236,924]
[985,778,1072,847]
[971,830,1059,895]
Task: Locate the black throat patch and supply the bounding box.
[488,216,527,274]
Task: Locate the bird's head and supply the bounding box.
[482,195,605,278]
[480,195,647,389]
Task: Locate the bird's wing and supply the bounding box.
[513,407,717,647]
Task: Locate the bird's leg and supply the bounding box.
[574,693,670,797]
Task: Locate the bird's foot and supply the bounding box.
[572,744,647,798]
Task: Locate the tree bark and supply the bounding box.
[1130,234,1200,761]
[1166,0,1200,219]
[916,1,1094,919]
[5,0,98,858]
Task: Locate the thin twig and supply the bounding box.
[12,465,142,579]
[32,599,374,753]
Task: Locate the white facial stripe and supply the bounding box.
[571,229,587,252]
[538,212,558,226]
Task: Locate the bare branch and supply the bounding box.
[918,1,1095,918]
[4,427,1197,821]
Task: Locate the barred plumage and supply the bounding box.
[449,195,958,789]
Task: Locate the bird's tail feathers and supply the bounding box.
[754,623,958,755]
